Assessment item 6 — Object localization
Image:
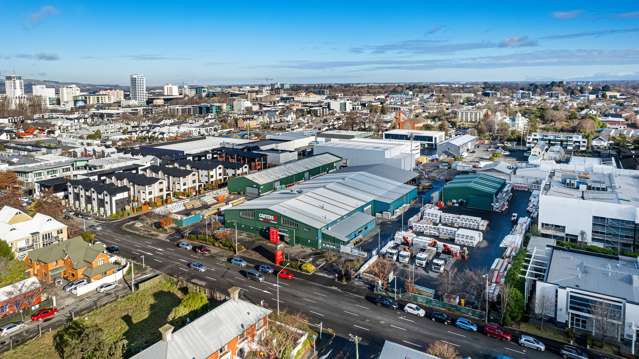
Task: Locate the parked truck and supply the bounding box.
[431,258,446,273]
[385,246,399,261]
[415,247,437,267]
[398,248,411,264]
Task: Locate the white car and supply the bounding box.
[403,303,426,317]
[0,322,25,336]
[96,282,117,293]
[518,334,545,351]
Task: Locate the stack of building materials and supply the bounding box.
[440,212,488,231]
[411,222,440,236]
[454,228,483,247]
[500,217,531,250]
[438,225,457,239]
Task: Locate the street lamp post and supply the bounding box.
[276,263,290,316]
[484,274,489,324]
[141,255,145,268]
[349,334,361,359]
[234,222,238,254]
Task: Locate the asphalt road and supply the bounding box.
[92,218,561,359]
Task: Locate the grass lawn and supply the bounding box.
[0,260,28,288]
[3,277,184,359]
[515,321,568,343]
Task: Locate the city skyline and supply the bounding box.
[2,1,639,85]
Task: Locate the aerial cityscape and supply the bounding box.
[1,1,639,359]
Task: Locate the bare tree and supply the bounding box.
[368,258,394,289]
[437,267,458,297]
[252,311,310,359]
[591,301,614,342]
[426,340,459,359]
[31,189,65,220]
[500,284,511,325]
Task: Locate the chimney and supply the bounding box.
[159,324,174,342]
[228,286,241,301]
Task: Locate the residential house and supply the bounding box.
[24,237,116,283]
[143,165,199,195]
[132,288,271,359]
[0,206,68,259]
[106,172,166,205]
[67,179,131,217]
[0,277,42,319]
[175,159,226,188]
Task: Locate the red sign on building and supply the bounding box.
[269,227,280,244]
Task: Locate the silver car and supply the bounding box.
[518,335,545,351]
[0,322,25,336]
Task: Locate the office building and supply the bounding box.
[383,129,446,149]
[4,75,24,98]
[97,89,124,102]
[163,84,179,96]
[59,85,80,107]
[526,132,587,151]
[129,74,147,103]
[32,85,56,107]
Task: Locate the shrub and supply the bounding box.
[168,291,208,323]
[300,262,316,274]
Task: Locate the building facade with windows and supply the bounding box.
[129,73,147,103]
[526,132,588,151]
[382,129,446,149]
[0,206,68,259]
[67,179,131,217]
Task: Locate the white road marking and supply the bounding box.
[343,310,359,317]
[447,330,466,338]
[303,298,317,303]
[355,304,368,310]
[177,258,188,263]
[402,340,420,348]
[247,285,271,294]
[398,316,415,323]
[504,348,526,355]
[155,248,164,252]
[441,340,459,347]
[151,258,161,262]
[178,267,187,271]
[353,324,369,331]
[309,310,325,317]
[272,298,285,304]
[206,276,217,281]
[313,291,327,297]
[390,324,406,331]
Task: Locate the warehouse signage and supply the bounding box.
[258,213,278,223]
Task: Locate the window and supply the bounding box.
[541,223,565,233]
[282,217,298,228]
[240,210,256,220]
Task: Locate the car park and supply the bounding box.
[403,303,426,317]
[177,241,193,250]
[455,317,478,332]
[430,311,452,325]
[230,256,248,267]
[96,282,117,293]
[278,269,295,280]
[559,345,589,359]
[193,245,211,255]
[31,308,58,321]
[366,295,398,310]
[483,323,512,341]
[0,322,25,336]
[257,264,274,274]
[63,279,88,292]
[245,269,264,282]
[518,335,545,351]
[106,245,120,254]
[189,261,207,272]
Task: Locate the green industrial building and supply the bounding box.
[224,171,418,250]
[442,173,507,211]
[227,153,342,197]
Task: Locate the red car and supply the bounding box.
[31,308,58,321]
[194,245,211,255]
[483,323,512,341]
[278,269,295,280]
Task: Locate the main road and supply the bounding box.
[96,218,557,358]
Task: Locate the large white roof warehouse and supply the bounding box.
[243,153,341,185]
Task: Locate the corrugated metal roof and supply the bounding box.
[242,153,341,185]
[322,211,375,241]
[230,171,415,229]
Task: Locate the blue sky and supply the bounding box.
[2,1,639,85]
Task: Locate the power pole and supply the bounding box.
[349,334,361,359]
[234,222,238,254]
[131,261,135,293]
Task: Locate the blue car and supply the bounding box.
[230,256,248,267]
[189,261,206,272]
[455,317,478,332]
[256,264,274,274]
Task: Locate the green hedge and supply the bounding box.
[555,240,639,257]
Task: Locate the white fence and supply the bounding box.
[74,260,129,296]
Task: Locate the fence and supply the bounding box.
[376,288,484,320]
[74,262,130,296]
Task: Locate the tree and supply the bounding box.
[30,189,65,220]
[528,117,540,133]
[426,340,459,359]
[437,267,458,297]
[591,301,614,342]
[502,285,524,325]
[159,216,173,228]
[254,311,311,359]
[81,231,96,243]
[169,291,209,324]
[54,320,126,359]
[368,258,394,289]
[0,240,13,259]
[0,172,18,191]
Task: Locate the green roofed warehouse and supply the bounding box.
[224,171,417,250]
[442,173,512,211]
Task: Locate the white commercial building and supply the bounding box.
[496,112,528,133]
[382,129,446,149]
[527,132,587,151]
[130,74,147,103]
[436,134,478,157]
[97,89,124,102]
[163,84,179,96]
[59,85,80,107]
[457,108,487,123]
[328,100,353,113]
[538,168,639,252]
[32,85,56,107]
[313,138,419,171]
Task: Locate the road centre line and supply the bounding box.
[447,330,466,338]
[504,348,526,355]
[343,310,359,317]
[353,324,370,331]
[441,340,459,347]
[402,340,420,347]
[309,310,325,317]
[390,324,406,331]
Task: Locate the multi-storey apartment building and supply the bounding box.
[143,165,199,195]
[526,132,588,151]
[67,179,131,217]
[0,206,68,259]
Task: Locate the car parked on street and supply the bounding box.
[177,241,193,250]
[483,323,512,341]
[96,282,117,293]
[256,264,274,274]
[366,294,398,310]
[278,269,295,280]
[189,261,207,272]
[245,269,265,282]
[403,303,426,317]
[455,317,478,332]
[559,345,589,359]
[0,322,25,336]
[430,311,452,325]
[193,245,211,255]
[31,308,58,321]
[106,245,120,254]
[63,279,88,292]
[230,256,248,267]
[518,335,545,351]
